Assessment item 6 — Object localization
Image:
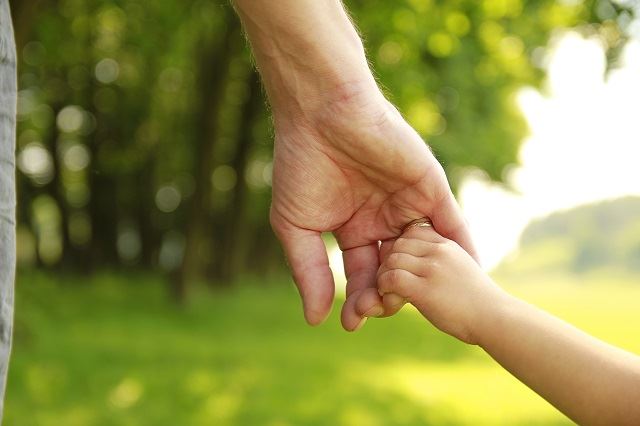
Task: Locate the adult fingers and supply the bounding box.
[341,243,382,331]
[271,213,335,326]
[379,124,475,261]
[402,222,447,242]
[343,243,380,298]
[341,287,386,331]
[340,291,366,332]
[378,239,395,264]
[429,190,479,262]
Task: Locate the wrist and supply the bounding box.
[234,0,377,120]
[472,285,519,348]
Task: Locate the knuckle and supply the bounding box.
[387,269,406,287]
[430,258,443,272]
[439,240,458,257]
[432,240,452,257]
[380,269,402,291]
[420,258,438,277]
[386,252,405,268]
[393,237,409,252]
[429,242,445,256]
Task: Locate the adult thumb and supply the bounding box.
[270,212,335,326]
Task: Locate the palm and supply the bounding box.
[270,100,475,330]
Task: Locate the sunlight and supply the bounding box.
[330,34,640,276]
[361,360,564,424]
[460,34,640,269]
[108,378,144,410]
[329,241,347,297]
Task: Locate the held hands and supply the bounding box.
[269,81,478,331]
[233,0,476,331]
[377,224,508,345]
[240,5,640,421]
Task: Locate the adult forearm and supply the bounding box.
[232,0,378,119]
[479,295,640,425]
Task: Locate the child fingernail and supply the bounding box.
[353,317,367,331]
[384,293,406,309]
[364,305,384,318]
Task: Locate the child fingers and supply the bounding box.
[402,223,447,243]
[391,237,439,258]
[381,293,407,316]
[377,240,411,316]
[377,268,425,300]
[354,287,386,318]
[382,252,430,278]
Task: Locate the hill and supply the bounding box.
[496,196,640,276]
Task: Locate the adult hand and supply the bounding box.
[233,0,476,330]
[270,81,477,331]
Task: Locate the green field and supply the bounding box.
[4,271,640,425]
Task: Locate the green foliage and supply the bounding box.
[10,0,635,288]
[347,0,633,185]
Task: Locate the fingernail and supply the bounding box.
[364,305,384,318]
[303,303,329,326]
[383,293,406,309]
[353,317,367,332]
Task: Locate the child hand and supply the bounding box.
[377,224,508,345]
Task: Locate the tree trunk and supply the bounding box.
[135,157,159,268]
[41,103,75,268]
[9,0,51,52]
[214,71,264,283]
[173,15,240,301]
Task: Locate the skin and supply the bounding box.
[232,0,477,331]
[378,225,640,425]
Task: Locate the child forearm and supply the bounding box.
[479,293,640,425]
[377,220,640,424]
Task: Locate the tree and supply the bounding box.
[11,0,636,298]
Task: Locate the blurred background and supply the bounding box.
[6,0,640,424]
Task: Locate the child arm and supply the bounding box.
[378,226,640,425]
[480,291,640,425]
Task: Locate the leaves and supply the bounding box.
[11,0,634,279]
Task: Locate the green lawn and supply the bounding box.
[4,271,640,425]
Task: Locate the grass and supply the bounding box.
[4,270,640,425]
